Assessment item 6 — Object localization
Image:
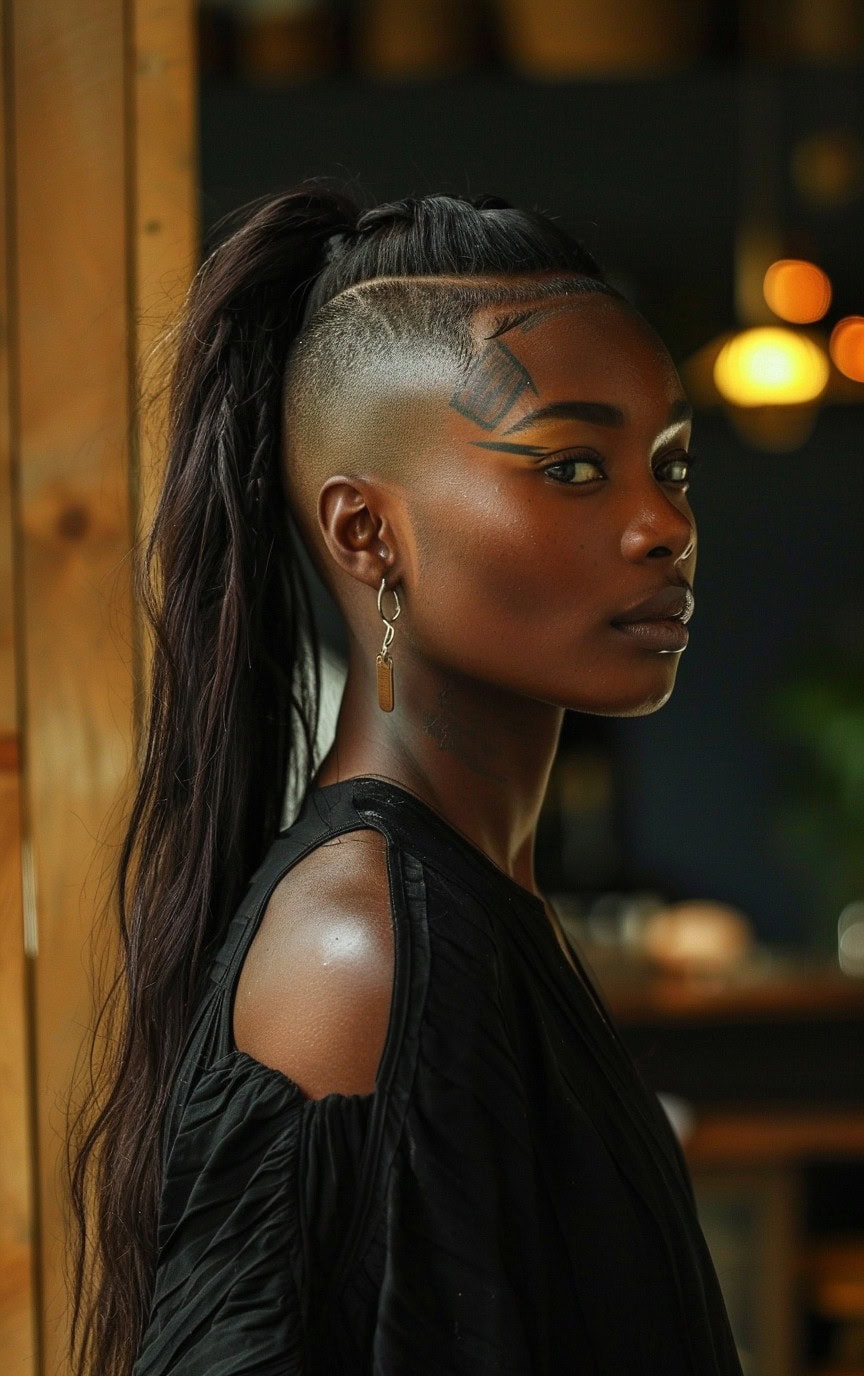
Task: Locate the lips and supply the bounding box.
[610,583,695,626]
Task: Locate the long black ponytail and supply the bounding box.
[64,181,609,1376]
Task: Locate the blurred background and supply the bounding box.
[2,2,864,1374]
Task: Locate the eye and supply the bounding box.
[655,450,700,486]
[541,451,607,485]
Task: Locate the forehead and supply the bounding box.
[470,292,682,409]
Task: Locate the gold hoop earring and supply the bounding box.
[376,576,401,712]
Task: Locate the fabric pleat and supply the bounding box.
[132,774,743,1376]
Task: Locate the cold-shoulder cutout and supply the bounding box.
[232,828,396,1101]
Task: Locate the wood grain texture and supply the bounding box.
[0,777,37,1376]
[12,1,135,1367]
[0,5,38,1370]
[0,0,17,739]
[7,2,195,1372]
[132,0,198,704]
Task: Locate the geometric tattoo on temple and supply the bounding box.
[449,340,538,430]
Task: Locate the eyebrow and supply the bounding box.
[470,441,552,458]
[503,397,693,435]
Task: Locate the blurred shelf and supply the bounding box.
[685,1111,864,1167]
[804,1368,864,1376]
[801,1237,864,1319]
[578,945,864,1023]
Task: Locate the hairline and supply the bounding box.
[311,270,619,317]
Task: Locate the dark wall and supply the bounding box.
[614,405,864,946]
[199,69,864,947]
[200,70,741,355]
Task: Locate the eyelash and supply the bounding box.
[542,449,701,488]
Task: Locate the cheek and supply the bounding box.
[408,478,603,655]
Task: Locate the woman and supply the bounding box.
[67,184,742,1375]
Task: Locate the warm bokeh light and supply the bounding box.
[829,316,864,383]
[839,901,864,978]
[763,259,832,323]
[713,327,830,406]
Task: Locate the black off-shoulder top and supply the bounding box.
[132,773,743,1376]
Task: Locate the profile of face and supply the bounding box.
[387,289,698,719]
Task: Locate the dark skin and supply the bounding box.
[312,288,696,881]
[234,282,697,1097]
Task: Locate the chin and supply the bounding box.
[564,673,679,718]
[607,691,676,718]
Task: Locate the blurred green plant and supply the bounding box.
[766,650,864,951]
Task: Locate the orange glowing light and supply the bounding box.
[830,317,864,383]
[763,259,832,324]
[713,327,830,406]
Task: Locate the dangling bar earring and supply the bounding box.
[376,576,401,712]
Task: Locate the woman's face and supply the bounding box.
[402,290,697,717]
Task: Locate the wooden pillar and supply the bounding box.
[1,2,197,1372]
[0,4,39,1371]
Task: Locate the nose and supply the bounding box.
[619,493,696,566]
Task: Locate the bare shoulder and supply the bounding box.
[232,829,395,1100]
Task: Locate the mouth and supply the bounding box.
[610,584,695,627]
[610,618,690,652]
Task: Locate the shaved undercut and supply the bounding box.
[281,272,619,567]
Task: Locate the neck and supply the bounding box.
[311,637,565,898]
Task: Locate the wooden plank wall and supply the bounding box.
[1,2,196,1373]
[133,0,198,691]
[0,0,39,1368]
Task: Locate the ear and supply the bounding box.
[316,475,400,590]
